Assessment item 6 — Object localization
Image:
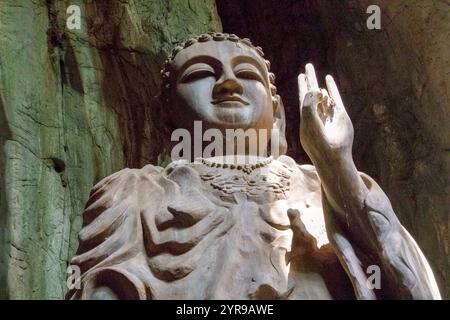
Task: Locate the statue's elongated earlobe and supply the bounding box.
[271,94,288,156]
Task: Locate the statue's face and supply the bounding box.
[169,40,273,132]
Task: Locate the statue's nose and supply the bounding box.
[213,68,243,97]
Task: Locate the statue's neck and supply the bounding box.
[199,155,273,166]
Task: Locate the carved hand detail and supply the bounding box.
[298,64,354,165]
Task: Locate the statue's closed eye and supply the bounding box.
[234,63,264,83]
[180,63,215,83]
[235,69,263,83]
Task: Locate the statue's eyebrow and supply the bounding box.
[177,55,220,78]
[232,55,268,86]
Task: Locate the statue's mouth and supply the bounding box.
[211,95,249,106]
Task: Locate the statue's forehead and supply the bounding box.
[171,41,266,70]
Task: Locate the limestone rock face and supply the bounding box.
[218,0,450,297]
[0,0,221,299]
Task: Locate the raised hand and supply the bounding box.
[298,63,354,165]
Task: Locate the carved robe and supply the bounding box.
[67,156,440,300]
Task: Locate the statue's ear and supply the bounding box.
[271,94,288,156]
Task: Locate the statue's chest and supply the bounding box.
[197,158,293,202]
[151,160,331,299]
[194,161,297,251]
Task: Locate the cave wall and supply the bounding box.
[218,0,450,297]
[0,0,221,299]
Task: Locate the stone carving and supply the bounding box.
[67,33,441,300]
[199,156,292,201]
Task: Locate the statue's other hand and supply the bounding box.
[298,63,354,164]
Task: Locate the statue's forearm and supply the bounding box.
[313,153,369,217]
[316,154,441,299]
[295,64,439,298]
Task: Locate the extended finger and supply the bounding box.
[287,209,318,251]
[305,63,319,90]
[298,73,308,107]
[325,75,344,108]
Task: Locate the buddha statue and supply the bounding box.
[67,33,441,300]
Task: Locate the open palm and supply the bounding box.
[298,64,354,163]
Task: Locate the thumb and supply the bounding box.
[287,209,318,254]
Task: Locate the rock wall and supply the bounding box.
[1,0,448,300]
[0,0,221,299]
[218,0,450,298]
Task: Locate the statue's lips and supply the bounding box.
[211,96,249,106]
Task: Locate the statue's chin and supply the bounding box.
[209,107,257,128]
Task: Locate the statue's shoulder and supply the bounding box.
[82,164,165,225]
[276,155,321,191]
[90,164,164,194]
